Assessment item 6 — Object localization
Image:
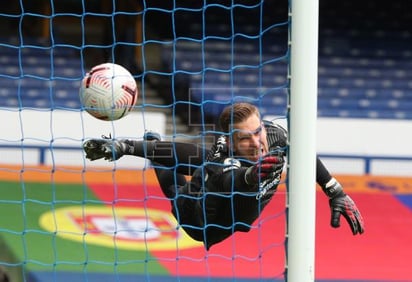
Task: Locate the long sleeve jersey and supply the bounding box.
[172,120,287,249]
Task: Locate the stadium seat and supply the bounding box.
[161,21,412,120]
[0,37,82,110]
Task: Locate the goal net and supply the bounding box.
[0,1,305,281]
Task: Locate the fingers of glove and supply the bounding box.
[355,216,365,234]
[83,140,107,160]
[341,211,364,235]
[331,208,363,235]
[354,209,365,234]
[330,208,342,228]
[246,167,273,184]
[83,139,106,150]
[259,156,284,171]
[247,156,284,184]
[258,163,277,173]
[342,197,365,235]
[261,156,283,165]
[252,157,283,180]
[331,196,365,235]
[84,153,102,161]
[84,139,106,150]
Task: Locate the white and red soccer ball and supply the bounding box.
[79,63,138,121]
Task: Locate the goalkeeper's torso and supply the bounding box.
[202,119,287,200]
[185,120,287,248]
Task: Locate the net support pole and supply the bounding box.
[286,0,319,281]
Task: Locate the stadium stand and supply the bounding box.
[0,0,411,122]
[157,0,412,122]
[0,37,83,109]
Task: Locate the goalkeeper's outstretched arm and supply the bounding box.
[83,138,204,175]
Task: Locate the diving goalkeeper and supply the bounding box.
[83,102,364,249]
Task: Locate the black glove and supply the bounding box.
[245,153,284,186]
[83,136,132,161]
[323,179,365,235]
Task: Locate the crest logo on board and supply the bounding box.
[39,206,202,250]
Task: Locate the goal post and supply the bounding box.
[286,0,319,281]
[0,1,320,280]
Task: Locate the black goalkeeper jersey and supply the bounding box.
[172,120,287,249]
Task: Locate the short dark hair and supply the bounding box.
[218,102,261,133]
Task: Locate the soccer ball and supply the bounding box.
[79,63,138,121]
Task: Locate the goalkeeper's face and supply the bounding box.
[230,114,268,162]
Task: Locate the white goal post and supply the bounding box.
[286,0,319,281]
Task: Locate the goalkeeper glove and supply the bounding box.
[83,136,133,161]
[245,153,284,186]
[322,178,365,235]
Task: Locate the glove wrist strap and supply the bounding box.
[322,177,344,198]
[121,139,136,155]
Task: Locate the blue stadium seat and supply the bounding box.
[171,40,412,120]
[161,1,412,121]
[0,38,82,109]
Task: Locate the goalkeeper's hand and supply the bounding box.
[323,179,365,235]
[83,137,131,162]
[245,153,284,186]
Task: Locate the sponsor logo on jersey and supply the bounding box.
[222,158,241,172]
